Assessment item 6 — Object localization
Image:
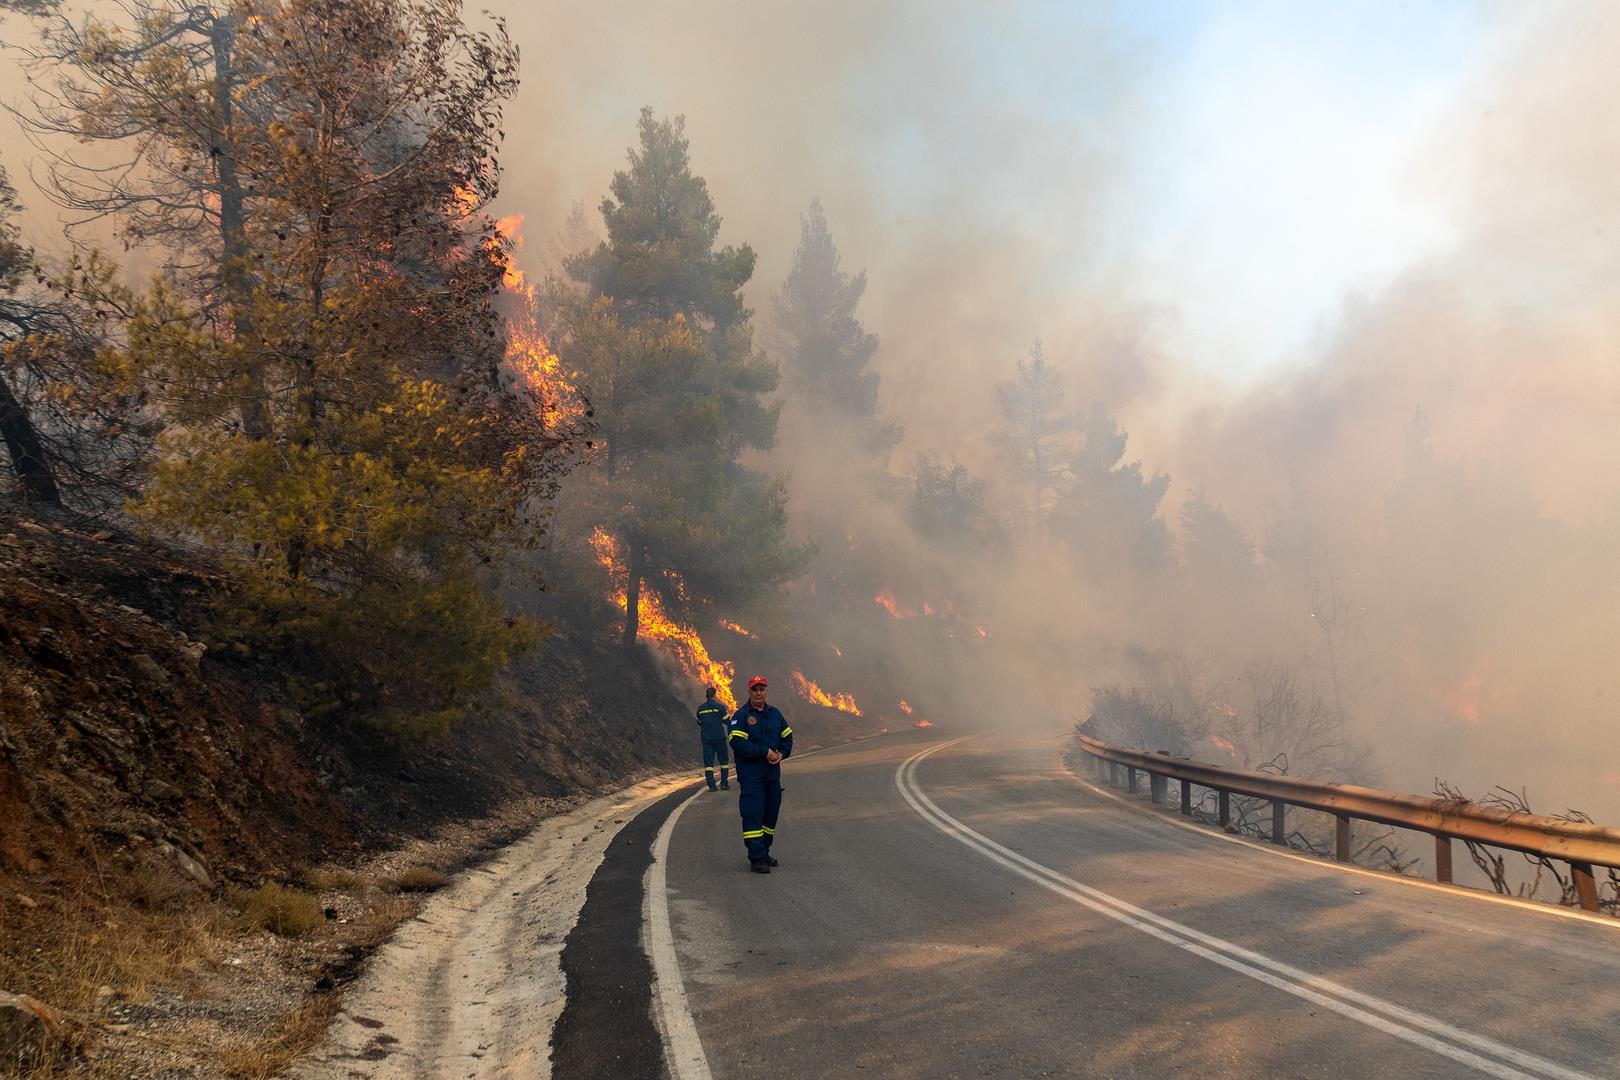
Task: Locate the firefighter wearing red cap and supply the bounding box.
[728,675,793,873]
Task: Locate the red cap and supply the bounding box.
[748,675,768,689]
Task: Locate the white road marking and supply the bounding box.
[897,739,1597,1080]
[646,789,714,1080]
[644,736,877,1079]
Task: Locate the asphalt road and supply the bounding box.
[657,731,1620,1079]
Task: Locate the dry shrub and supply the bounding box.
[302,866,367,892]
[390,867,450,893]
[236,884,322,938]
[127,863,191,911]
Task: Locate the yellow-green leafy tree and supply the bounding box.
[107,0,564,737]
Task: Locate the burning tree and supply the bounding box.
[555,109,807,648]
[91,0,565,735]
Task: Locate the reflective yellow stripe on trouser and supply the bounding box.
[742,829,765,838]
[761,826,775,835]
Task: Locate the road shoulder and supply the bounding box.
[288,773,692,1079]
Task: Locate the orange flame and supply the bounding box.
[790,670,862,716]
[897,699,914,715]
[874,589,916,619]
[1209,735,1239,760]
[590,528,737,710]
[489,212,587,430]
[720,619,755,638]
[494,211,526,290]
[506,308,588,431]
[913,719,934,728]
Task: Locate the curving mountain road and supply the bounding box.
[652,731,1620,1079]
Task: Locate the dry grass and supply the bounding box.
[301,865,369,891]
[126,863,191,912]
[210,993,343,1080]
[351,893,419,945]
[235,883,323,938]
[0,894,221,1015]
[389,867,450,893]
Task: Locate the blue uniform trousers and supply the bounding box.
[738,767,782,863]
[701,737,730,789]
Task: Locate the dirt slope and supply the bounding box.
[0,500,699,1074]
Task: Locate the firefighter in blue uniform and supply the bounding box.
[695,686,731,791]
[728,675,793,874]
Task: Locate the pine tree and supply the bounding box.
[995,341,1077,533]
[560,109,807,645]
[774,199,898,457]
[1053,403,1172,575]
[1180,485,1256,591]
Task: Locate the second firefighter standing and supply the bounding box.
[729,675,792,874]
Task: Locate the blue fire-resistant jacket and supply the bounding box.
[727,703,793,778]
[696,696,729,740]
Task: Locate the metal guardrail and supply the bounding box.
[1078,734,1620,912]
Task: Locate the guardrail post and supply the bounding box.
[1127,767,1138,794]
[1271,800,1286,845]
[1180,779,1192,816]
[1336,815,1351,862]
[1150,772,1166,804]
[1218,790,1230,828]
[1572,861,1600,912]
[1434,835,1453,884]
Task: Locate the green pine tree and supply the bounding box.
[775,199,898,458]
[560,109,807,644]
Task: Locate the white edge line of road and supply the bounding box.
[1055,739,1620,934]
[644,733,883,1080]
[898,738,1597,1080]
[647,786,715,1080]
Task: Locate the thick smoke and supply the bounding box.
[4,2,1617,818]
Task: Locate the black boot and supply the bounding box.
[750,861,771,874]
[765,855,779,867]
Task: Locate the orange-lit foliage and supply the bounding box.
[791,670,862,716]
[590,528,737,710]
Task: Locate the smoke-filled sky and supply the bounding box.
[471,0,1617,523]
